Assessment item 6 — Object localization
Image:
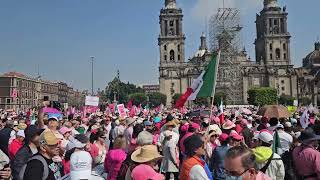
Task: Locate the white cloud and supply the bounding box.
[190,0,262,22]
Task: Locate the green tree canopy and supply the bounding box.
[247,87,277,106]
[278,94,295,106]
[129,93,147,106]
[148,92,167,107]
[105,77,144,104]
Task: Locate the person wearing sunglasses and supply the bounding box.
[224,146,271,180]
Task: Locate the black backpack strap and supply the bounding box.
[260,153,274,173]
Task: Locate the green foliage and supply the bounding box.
[247,87,277,106]
[129,93,147,106]
[148,92,167,107]
[278,94,295,106]
[105,78,144,104]
[299,97,312,106]
[172,93,182,105]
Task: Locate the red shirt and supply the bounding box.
[8,138,23,159]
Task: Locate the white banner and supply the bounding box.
[85,96,99,107]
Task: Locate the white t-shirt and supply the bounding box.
[190,165,209,180]
[277,130,293,154]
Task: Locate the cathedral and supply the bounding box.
[159,0,298,106]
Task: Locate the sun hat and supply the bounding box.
[59,126,72,135]
[222,120,236,130]
[277,124,284,129]
[39,131,58,146]
[48,116,59,121]
[163,130,173,138]
[16,130,25,138]
[258,131,273,144]
[137,131,153,146]
[70,151,92,180]
[126,117,136,126]
[131,145,163,163]
[208,124,222,135]
[298,128,320,143]
[131,164,164,180]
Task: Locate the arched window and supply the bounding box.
[170,50,175,61]
[164,45,167,51]
[269,43,273,50]
[164,55,167,61]
[178,55,181,61]
[178,45,180,52]
[276,48,281,59]
[283,43,286,50]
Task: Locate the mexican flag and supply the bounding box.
[175,51,220,108]
[188,51,221,100]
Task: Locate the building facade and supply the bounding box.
[0,72,85,111]
[142,85,160,94]
[159,0,298,106]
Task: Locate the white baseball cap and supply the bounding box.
[70,151,92,180]
[17,130,25,138]
[258,131,273,144]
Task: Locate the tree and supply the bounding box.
[247,87,277,106]
[299,97,312,106]
[172,93,182,105]
[129,93,147,106]
[278,94,295,106]
[105,78,144,104]
[148,92,167,107]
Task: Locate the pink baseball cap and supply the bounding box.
[131,164,164,180]
[230,131,243,141]
[181,124,189,133]
[219,133,229,142]
[59,126,72,135]
[191,122,200,130]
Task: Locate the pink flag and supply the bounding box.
[127,99,133,110]
[129,105,137,117]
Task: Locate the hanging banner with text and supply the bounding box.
[117,104,127,119]
[85,96,99,107]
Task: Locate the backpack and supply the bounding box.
[19,155,49,180]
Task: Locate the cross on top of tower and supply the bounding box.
[165,0,176,9]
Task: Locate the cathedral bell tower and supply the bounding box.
[158,0,186,106]
[158,0,185,64]
[255,0,291,65]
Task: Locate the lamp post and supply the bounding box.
[90,56,94,95]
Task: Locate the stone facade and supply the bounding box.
[0,72,86,111]
[158,0,298,106]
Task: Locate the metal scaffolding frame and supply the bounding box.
[209,7,244,104]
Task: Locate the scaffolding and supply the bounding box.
[209,7,244,104]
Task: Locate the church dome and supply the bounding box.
[303,42,320,68]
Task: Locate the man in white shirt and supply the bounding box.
[276,124,293,155]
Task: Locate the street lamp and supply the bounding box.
[90,56,95,95]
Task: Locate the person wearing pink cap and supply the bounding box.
[210,133,230,179]
[59,126,72,149]
[179,122,200,159]
[229,131,244,147]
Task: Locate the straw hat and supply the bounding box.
[222,120,236,130]
[131,145,163,163]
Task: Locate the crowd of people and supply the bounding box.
[0,104,320,180]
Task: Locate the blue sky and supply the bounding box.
[0,0,319,92]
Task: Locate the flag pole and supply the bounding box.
[209,50,221,124]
